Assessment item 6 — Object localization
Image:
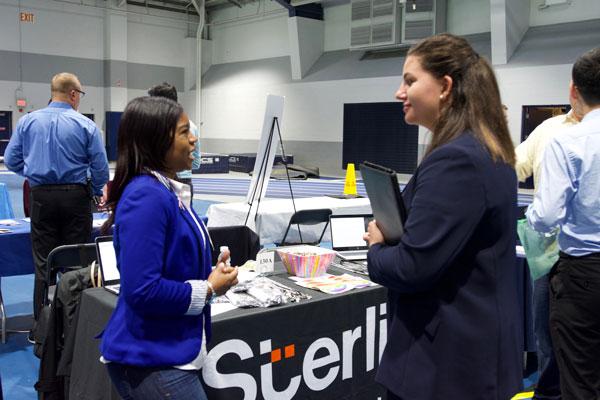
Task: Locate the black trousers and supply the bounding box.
[30,184,92,320]
[549,252,600,400]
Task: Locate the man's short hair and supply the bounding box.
[148,82,178,102]
[51,73,81,95]
[572,48,600,106]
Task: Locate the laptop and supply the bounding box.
[329,214,373,261]
[95,236,120,295]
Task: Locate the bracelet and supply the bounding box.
[206,281,217,304]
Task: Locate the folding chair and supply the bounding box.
[279,208,332,246]
[34,243,98,395]
[43,243,97,307]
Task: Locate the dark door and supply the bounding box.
[0,111,12,158]
[519,104,570,189]
[83,113,95,122]
[105,112,122,161]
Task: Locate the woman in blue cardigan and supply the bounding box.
[364,34,523,399]
[99,97,238,400]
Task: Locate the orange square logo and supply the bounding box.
[284,344,295,359]
[271,348,281,363]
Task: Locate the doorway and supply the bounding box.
[519,104,570,189]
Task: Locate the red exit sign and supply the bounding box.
[20,12,35,23]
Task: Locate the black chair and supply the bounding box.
[34,243,98,397]
[279,208,332,246]
[43,243,97,306]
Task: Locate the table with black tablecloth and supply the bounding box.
[69,253,533,400]
[69,264,388,400]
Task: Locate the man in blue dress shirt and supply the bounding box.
[5,72,109,325]
[526,48,600,400]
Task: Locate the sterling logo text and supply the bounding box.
[202,303,387,400]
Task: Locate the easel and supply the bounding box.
[244,117,299,239]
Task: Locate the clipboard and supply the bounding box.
[360,161,407,245]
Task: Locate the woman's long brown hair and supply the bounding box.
[408,34,515,166]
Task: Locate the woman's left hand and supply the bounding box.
[363,220,385,246]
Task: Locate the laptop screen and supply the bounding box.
[96,237,120,283]
[330,215,372,250]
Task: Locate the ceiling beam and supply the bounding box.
[127,0,199,15]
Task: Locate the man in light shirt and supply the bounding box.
[516,110,580,190]
[515,103,581,400]
[526,48,600,400]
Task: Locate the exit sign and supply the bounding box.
[20,12,35,23]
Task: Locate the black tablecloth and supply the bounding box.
[69,265,388,400]
[69,258,533,399]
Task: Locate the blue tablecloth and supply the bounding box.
[0,183,15,219]
[0,214,208,278]
[0,218,33,277]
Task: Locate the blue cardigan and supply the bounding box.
[368,133,523,399]
[100,174,212,366]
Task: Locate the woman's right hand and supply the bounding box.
[207,257,239,296]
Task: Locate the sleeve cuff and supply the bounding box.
[185,280,208,315]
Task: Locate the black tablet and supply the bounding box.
[360,161,407,245]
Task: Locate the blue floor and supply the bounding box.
[0,275,38,400]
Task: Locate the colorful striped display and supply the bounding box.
[276,245,336,278]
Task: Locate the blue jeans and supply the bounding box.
[106,363,208,400]
[533,275,561,400]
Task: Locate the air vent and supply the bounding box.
[372,22,394,44]
[404,20,433,41]
[351,26,371,47]
[350,0,399,49]
[350,0,446,50]
[351,0,371,20]
[372,0,394,17]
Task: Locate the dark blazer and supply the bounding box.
[100,174,212,367]
[368,133,522,399]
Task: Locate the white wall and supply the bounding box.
[209,0,289,65]
[0,0,199,134]
[497,63,572,143]
[324,3,351,51]
[0,80,106,142]
[530,0,600,26]
[127,15,192,67]
[0,0,104,58]
[446,0,491,35]
[201,67,400,142]
[210,15,289,64]
[201,60,578,151]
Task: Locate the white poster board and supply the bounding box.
[245,94,285,224]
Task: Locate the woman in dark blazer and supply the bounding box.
[364,34,523,399]
[99,97,238,400]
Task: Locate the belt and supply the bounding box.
[559,251,600,260]
[30,184,86,192]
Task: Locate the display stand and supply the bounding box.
[244,95,298,238]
